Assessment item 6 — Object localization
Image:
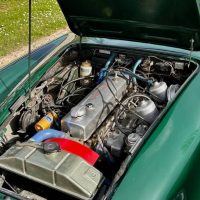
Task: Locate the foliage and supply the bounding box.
[0,0,66,57]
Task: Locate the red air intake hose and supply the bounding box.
[45,138,99,165]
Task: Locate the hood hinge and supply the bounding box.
[188,38,194,68]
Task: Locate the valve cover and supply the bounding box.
[61,75,127,141]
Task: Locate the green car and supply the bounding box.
[0,0,200,200]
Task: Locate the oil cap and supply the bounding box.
[70,106,86,118]
[43,142,60,154]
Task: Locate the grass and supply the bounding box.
[0,0,67,57]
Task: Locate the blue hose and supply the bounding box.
[30,129,65,142]
[131,58,153,86]
[132,58,143,84]
[97,52,117,83]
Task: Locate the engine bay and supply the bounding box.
[0,46,198,200]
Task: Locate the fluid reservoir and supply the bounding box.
[35,112,58,132]
[149,81,167,102]
[135,99,158,124]
[80,60,92,86]
[125,133,140,151]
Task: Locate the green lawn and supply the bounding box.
[0,0,67,57]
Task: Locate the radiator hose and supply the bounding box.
[30,129,66,142]
[132,58,143,84]
[131,58,153,86]
[97,52,117,83]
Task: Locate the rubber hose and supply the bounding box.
[132,58,143,84]
[30,129,65,142]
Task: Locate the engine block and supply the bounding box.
[61,74,127,141]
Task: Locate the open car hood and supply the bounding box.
[57,0,200,50]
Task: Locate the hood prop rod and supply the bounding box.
[79,34,83,60]
[27,0,32,100]
[188,38,194,68]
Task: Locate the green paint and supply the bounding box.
[0,35,200,199]
[57,0,200,49]
[113,67,200,199]
[0,35,67,125]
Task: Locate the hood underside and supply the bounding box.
[57,0,200,50]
